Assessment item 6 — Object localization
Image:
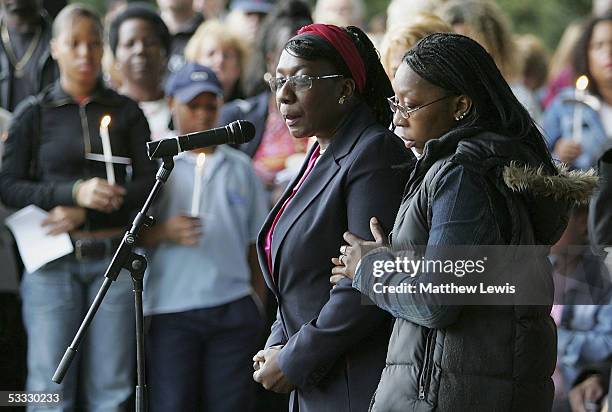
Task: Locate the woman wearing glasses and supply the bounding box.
[331,33,597,411]
[251,23,411,411]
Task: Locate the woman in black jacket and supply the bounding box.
[0,4,156,410]
[331,33,598,411]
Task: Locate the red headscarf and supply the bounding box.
[297,24,366,93]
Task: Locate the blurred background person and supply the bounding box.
[221,0,312,197]
[184,19,248,102]
[225,0,274,45]
[590,147,612,412]
[313,0,364,28]
[0,0,58,395]
[157,0,203,73]
[0,4,157,410]
[543,21,585,109]
[142,63,268,412]
[542,12,612,170]
[515,33,550,116]
[594,0,612,17]
[549,204,612,412]
[379,12,452,81]
[193,0,227,20]
[385,0,442,35]
[437,0,543,122]
[0,0,58,112]
[109,2,172,141]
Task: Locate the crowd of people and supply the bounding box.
[0,0,610,411]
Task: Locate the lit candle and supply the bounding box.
[573,75,589,144]
[191,153,206,216]
[99,115,115,185]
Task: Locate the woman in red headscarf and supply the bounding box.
[251,24,412,411]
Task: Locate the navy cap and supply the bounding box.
[165,63,224,103]
[230,0,274,14]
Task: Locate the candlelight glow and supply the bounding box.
[197,153,206,167]
[576,75,589,91]
[101,115,111,128]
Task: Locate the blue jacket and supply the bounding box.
[557,269,612,387]
[542,88,611,169]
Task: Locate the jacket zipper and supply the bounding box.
[78,102,92,231]
[78,103,92,155]
[418,328,436,400]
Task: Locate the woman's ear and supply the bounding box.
[339,78,356,103]
[454,95,473,120]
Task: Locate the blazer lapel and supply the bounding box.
[256,102,379,290]
[270,152,340,278]
[256,144,316,294]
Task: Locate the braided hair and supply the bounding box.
[284,26,393,126]
[404,33,554,170]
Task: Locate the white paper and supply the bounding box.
[5,205,73,273]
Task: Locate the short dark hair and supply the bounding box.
[572,10,612,97]
[404,33,554,171]
[107,2,171,57]
[284,25,394,127]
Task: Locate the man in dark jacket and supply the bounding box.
[0,0,57,111]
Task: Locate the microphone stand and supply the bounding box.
[53,157,175,412]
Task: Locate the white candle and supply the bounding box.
[99,115,115,185]
[191,153,206,216]
[572,76,589,144]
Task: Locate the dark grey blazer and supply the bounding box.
[256,102,412,412]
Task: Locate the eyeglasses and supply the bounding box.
[387,95,452,119]
[268,74,344,93]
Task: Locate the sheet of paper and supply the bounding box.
[5,205,73,273]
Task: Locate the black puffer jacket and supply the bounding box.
[356,127,598,412]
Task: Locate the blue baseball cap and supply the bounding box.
[165,63,224,103]
[230,0,274,14]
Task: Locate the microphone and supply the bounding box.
[146,120,256,159]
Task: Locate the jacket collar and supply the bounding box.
[327,100,378,163]
[43,79,123,107]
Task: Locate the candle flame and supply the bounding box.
[576,75,589,91]
[197,153,206,167]
[100,115,111,128]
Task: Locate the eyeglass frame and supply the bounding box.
[267,74,344,93]
[387,95,453,119]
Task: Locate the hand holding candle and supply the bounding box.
[572,75,589,144]
[191,153,206,217]
[99,115,115,185]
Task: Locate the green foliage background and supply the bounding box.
[365,0,593,51]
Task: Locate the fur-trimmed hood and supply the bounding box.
[503,162,599,205]
[502,162,599,245]
[447,130,600,245]
[418,128,600,245]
